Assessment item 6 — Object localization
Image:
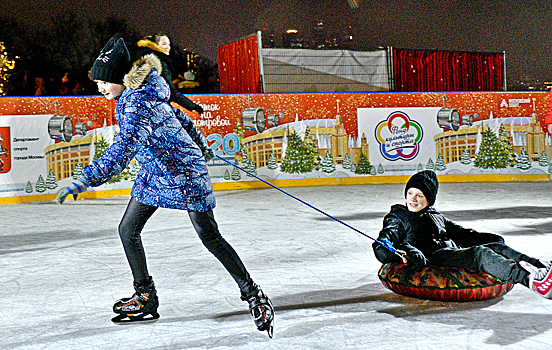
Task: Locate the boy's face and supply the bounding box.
[406,187,428,212]
[96,80,124,100]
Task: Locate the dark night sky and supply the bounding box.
[4,0,552,84]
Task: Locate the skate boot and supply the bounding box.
[528,263,552,299]
[112,277,160,324]
[241,284,274,338]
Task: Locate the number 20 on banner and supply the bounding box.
[207,133,241,156]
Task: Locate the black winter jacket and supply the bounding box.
[136,40,200,113]
[373,204,504,264]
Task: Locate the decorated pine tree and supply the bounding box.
[321,151,336,174]
[498,124,516,167]
[46,169,58,190]
[302,127,320,171]
[370,165,377,175]
[474,128,496,168]
[223,169,231,180]
[234,117,245,161]
[516,148,531,170]
[539,152,549,167]
[231,165,241,180]
[35,175,46,193]
[548,162,552,174]
[242,148,249,163]
[426,158,435,171]
[435,154,446,171]
[234,117,245,140]
[267,151,278,170]
[72,162,83,180]
[460,147,471,165]
[355,154,371,174]
[93,137,110,161]
[377,164,384,174]
[25,181,33,193]
[417,163,424,172]
[342,154,353,169]
[350,163,357,173]
[474,127,515,169]
[0,42,16,96]
[280,131,305,173]
[245,159,257,177]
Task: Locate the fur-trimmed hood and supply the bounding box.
[123,54,163,90]
[82,50,215,211]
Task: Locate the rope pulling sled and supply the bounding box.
[214,155,406,260]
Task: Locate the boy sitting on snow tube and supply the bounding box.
[373,170,552,301]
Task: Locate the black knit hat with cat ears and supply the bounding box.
[90,38,131,84]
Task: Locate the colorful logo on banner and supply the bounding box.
[375,111,423,161]
[0,127,10,173]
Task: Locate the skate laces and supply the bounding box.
[137,292,151,302]
[244,291,271,322]
[533,264,552,281]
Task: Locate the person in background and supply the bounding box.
[59,72,72,95]
[34,76,47,96]
[136,33,203,115]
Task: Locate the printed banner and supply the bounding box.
[0,91,551,202]
[359,108,442,173]
[0,115,55,196]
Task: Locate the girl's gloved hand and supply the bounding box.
[56,179,88,204]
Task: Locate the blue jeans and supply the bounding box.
[118,197,254,293]
[428,242,539,287]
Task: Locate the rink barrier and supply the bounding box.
[1,173,550,205]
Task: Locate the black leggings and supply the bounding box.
[118,197,254,293]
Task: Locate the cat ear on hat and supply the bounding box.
[97,38,116,58]
[90,37,131,84]
[114,38,131,60]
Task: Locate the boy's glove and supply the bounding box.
[56,179,88,204]
[402,243,427,267]
[201,146,215,162]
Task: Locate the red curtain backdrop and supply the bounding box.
[218,34,262,93]
[393,49,505,92]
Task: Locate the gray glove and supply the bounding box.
[56,179,88,204]
[202,147,215,162]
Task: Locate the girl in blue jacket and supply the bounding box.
[56,38,274,337]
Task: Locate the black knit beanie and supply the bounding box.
[90,38,131,84]
[404,170,439,206]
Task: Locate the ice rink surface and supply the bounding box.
[3,181,552,350]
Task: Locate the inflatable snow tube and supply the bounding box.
[378,263,514,302]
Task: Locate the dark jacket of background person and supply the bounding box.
[136,39,203,114]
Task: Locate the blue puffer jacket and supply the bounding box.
[82,54,215,212]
